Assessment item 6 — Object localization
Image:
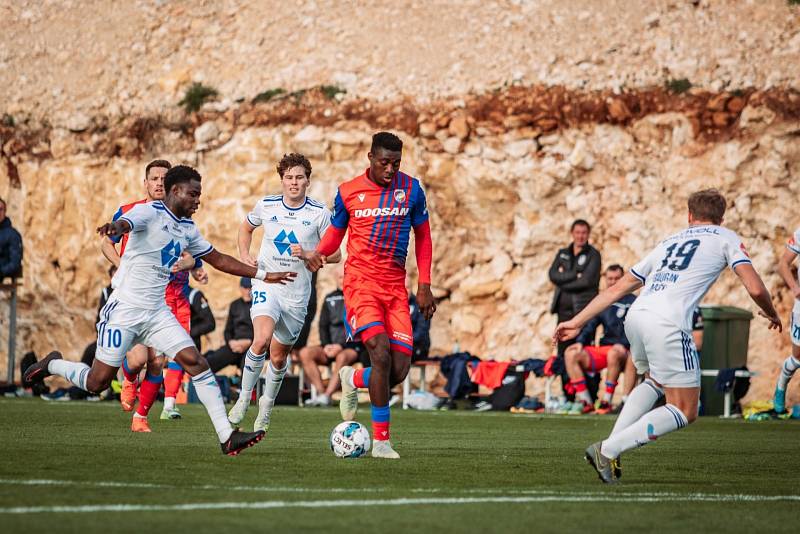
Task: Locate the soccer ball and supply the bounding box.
[329,421,371,458]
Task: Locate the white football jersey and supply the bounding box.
[787,228,800,287]
[629,225,751,331]
[246,195,331,304]
[112,201,213,308]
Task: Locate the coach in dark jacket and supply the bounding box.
[0,198,22,279]
[549,219,601,397]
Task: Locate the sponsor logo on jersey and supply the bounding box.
[353,207,410,218]
[270,215,278,222]
[393,189,406,203]
[358,193,365,202]
[273,229,299,255]
[160,240,182,267]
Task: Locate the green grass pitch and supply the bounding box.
[0,398,798,533]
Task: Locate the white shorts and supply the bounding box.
[95,296,195,368]
[791,301,800,346]
[250,286,308,346]
[624,310,701,388]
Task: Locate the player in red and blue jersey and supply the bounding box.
[299,132,435,459]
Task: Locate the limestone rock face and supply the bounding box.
[1,115,799,406]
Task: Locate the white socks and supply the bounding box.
[239,350,266,401]
[191,369,233,443]
[610,378,664,436]
[164,397,175,411]
[260,361,288,412]
[576,390,592,405]
[777,355,800,391]
[49,360,89,390]
[601,404,688,459]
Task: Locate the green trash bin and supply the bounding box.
[699,306,753,416]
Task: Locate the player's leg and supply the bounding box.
[120,344,148,412]
[146,309,263,455]
[621,353,639,400]
[773,311,800,414]
[228,314,276,424]
[324,348,357,398]
[163,296,191,419]
[597,345,626,413]
[253,336,293,433]
[565,344,593,412]
[299,345,328,403]
[131,350,164,432]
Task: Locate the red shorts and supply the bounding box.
[343,275,413,356]
[584,346,614,372]
[165,286,191,334]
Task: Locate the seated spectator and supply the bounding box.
[290,271,318,363]
[205,278,254,373]
[0,197,22,280]
[564,264,635,414]
[300,266,367,407]
[188,284,216,351]
[407,274,432,362]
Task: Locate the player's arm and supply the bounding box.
[100,237,121,268]
[777,248,800,298]
[238,219,258,267]
[97,219,132,238]
[201,249,297,284]
[733,263,782,331]
[554,272,642,343]
[414,220,436,320]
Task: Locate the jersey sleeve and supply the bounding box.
[317,207,333,240]
[109,206,124,243]
[630,245,662,284]
[787,229,800,255]
[723,231,752,270]
[410,181,429,227]
[186,226,214,259]
[119,203,155,233]
[246,201,262,227]
[330,189,349,229]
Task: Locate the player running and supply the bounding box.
[25,165,296,455]
[773,227,800,416]
[555,189,781,483]
[227,153,340,433]
[301,132,436,459]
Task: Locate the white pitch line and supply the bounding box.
[2,494,800,515]
[0,479,375,494]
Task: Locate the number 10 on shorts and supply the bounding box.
[99,327,123,348]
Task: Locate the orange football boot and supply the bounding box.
[131,416,151,433]
[120,379,138,412]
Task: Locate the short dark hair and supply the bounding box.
[571,219,591,232]
[606,264,624,274]
[688,189,726,225]
[145,159,171,178]
[0,197,6,209]
[164,165,201,193]
[371,131,403,153]
[276,153,312,179]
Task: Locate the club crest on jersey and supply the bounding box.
[160,240,182,267]
[393,189,406,203]
[358,193,365,202]
[273,229,299,255]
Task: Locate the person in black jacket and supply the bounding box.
[299,266,366,406]
[407,275,432,362]
[564,265,633,414]
[548,219,602,395]
[0,197,22,280]
[205,278,254,373]
[188,285,216,351]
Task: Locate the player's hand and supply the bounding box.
[553,320,581,345]
[759,311,783,332]
[296,248,326,272]
[264,271,298,285]
[324,344,343,357]
[417,284,437,320]
[240,252,258,267]
[96,222,120,237]
[191,267,208,284]
[171,251,196,273]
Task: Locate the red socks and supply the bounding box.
[136,373,163,417]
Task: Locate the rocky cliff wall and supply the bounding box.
[0,87,798,405]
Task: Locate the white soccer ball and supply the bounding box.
[329,421,371,458]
